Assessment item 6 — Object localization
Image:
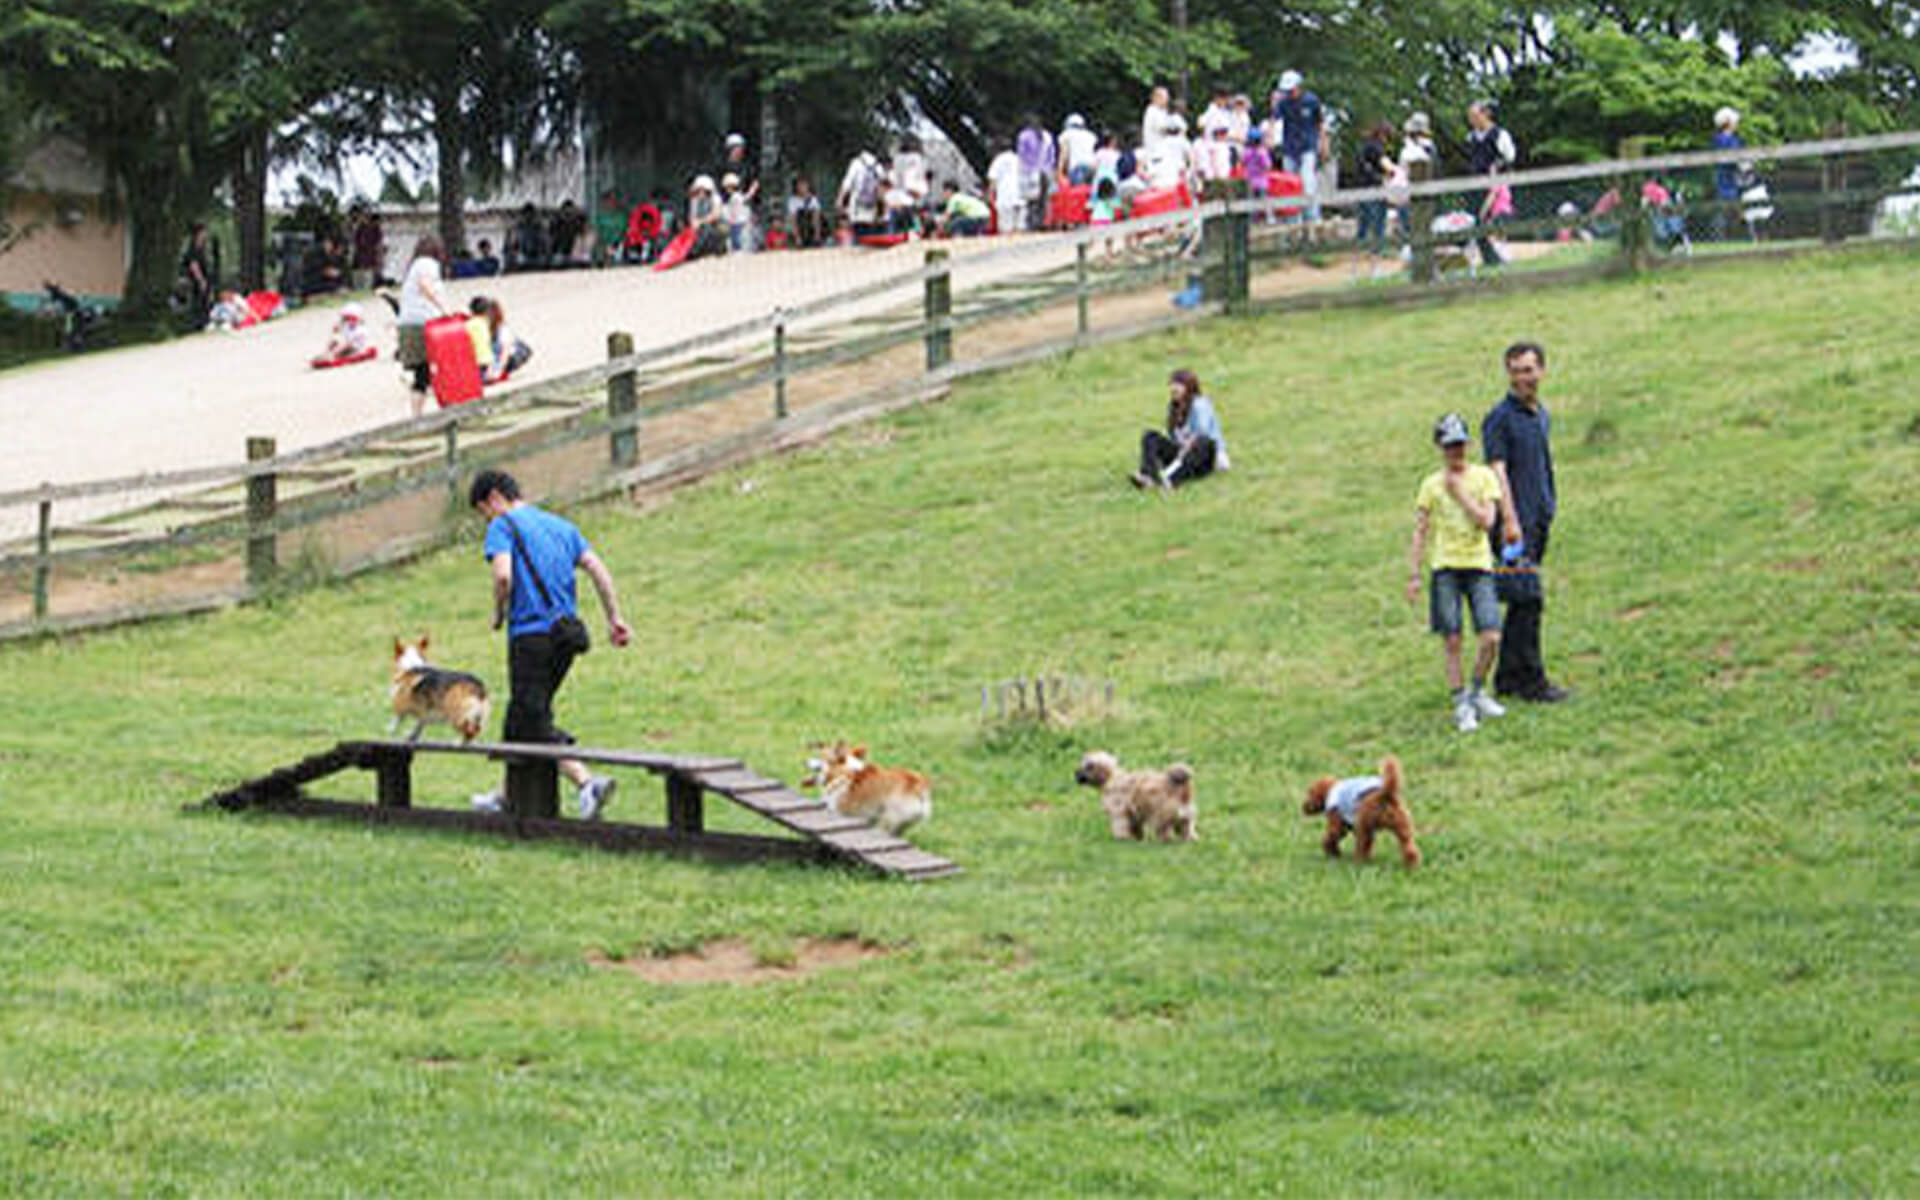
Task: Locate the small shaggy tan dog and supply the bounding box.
[1302,755,1421,868]
[1073,751,1197,841]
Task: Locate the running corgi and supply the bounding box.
[389,635,490,743]
[801,741,932,835]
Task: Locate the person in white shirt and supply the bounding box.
[1228,94,1253,142]
[1147,114,1193,191]
[888,134,931,232]
[396,235,453,416]
[836,149,887,235]
[1059,114,1099,185]
[986,141,1026,234]
[1197,122,1236,183]
[1141,84,1173,159]
[1198,83,1234,140]
[1390,112,1436,240]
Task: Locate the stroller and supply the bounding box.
[44,281,112,353]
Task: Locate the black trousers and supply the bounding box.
[1470,188,1504,266]
[1140,430,1217,487]
[505,629,579,744]
[1494,520,1552,696]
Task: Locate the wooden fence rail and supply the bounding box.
[6,129,1920,639]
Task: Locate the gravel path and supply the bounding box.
[0,234,1084,536]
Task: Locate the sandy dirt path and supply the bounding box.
[0,228,1567,541]
[0,233,1086,526]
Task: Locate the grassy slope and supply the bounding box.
[1,250,1915,1196]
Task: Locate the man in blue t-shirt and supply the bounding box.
[469,469,634,818]
[1481,342,1569,703]
[1269,70,1328,222]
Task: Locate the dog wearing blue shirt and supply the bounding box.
[1302,755,1420,868]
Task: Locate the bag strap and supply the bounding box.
[501,512,556,608]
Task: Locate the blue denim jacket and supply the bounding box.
[1181,394,1227,463]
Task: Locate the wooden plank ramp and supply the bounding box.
[202,739,959,881]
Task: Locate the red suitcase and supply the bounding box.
[424,315,483,407]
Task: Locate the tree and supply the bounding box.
[356,0,579,253]
[1497,18,1788,162]
[3,0,256,318]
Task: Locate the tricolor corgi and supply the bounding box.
[801,741,932,835]
[389,635,490,743]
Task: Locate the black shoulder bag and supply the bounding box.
[502,514,591,655]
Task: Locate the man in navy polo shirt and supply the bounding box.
[1482,342,1570,702]
[1269,70,1327,222]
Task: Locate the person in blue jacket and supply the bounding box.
[1132,368,1229,490]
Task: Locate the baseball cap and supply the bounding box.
[339,302,364,323]
[1404,112,1432,135]
[724,132,746,148]
[1433,412,1471,445]
[691,174,717,193]
[1278,70,1303,92]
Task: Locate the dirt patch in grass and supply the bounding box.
[588,937,888,985]
[1618,603,1657,622]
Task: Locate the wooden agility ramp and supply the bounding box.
[203,739,959,881]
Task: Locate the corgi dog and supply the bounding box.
[801,741,932,835]
[389,635,490,743]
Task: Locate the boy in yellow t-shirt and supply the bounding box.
[465,296,497,379]
[1407,413,1508,732]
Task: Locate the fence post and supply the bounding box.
[1075,241,1090,338]
[1199,181,1249,311]
[1617,137,1653,273]
[1409,160,1435,285]
[33,495,51,621]
[607,330,637,467]
[442,423,459,507]
[924,248,951,372]
[772,308,788,419]
[246,436,277,588]
[1227,192,1250,313]
[1820,122,1846,245]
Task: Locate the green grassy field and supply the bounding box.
[2,249,1915,1196]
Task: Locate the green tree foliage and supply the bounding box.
[356,0,577,252]
[5,0,1916,311]
[1499,19,1788,161]
[3,0,253,317]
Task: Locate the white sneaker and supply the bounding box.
[577,776,617,821]
[1470,689,1507,719]
[470,790,504,814]
[1454,699,1479,733]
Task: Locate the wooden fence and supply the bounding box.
[4,129,1918,640]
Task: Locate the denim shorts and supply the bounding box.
[1429,568,1502,636]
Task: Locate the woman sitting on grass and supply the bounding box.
[1131,368,1228,490]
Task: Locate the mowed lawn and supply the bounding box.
[2,248,1915,1196]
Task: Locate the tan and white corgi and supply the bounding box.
[389,635,490,743]
[801,741,932,835]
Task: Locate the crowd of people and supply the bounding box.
[176,77,1771,333]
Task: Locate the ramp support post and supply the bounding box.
[373,746,413,808]
[667,771,704,835]
[506,757,559,819]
